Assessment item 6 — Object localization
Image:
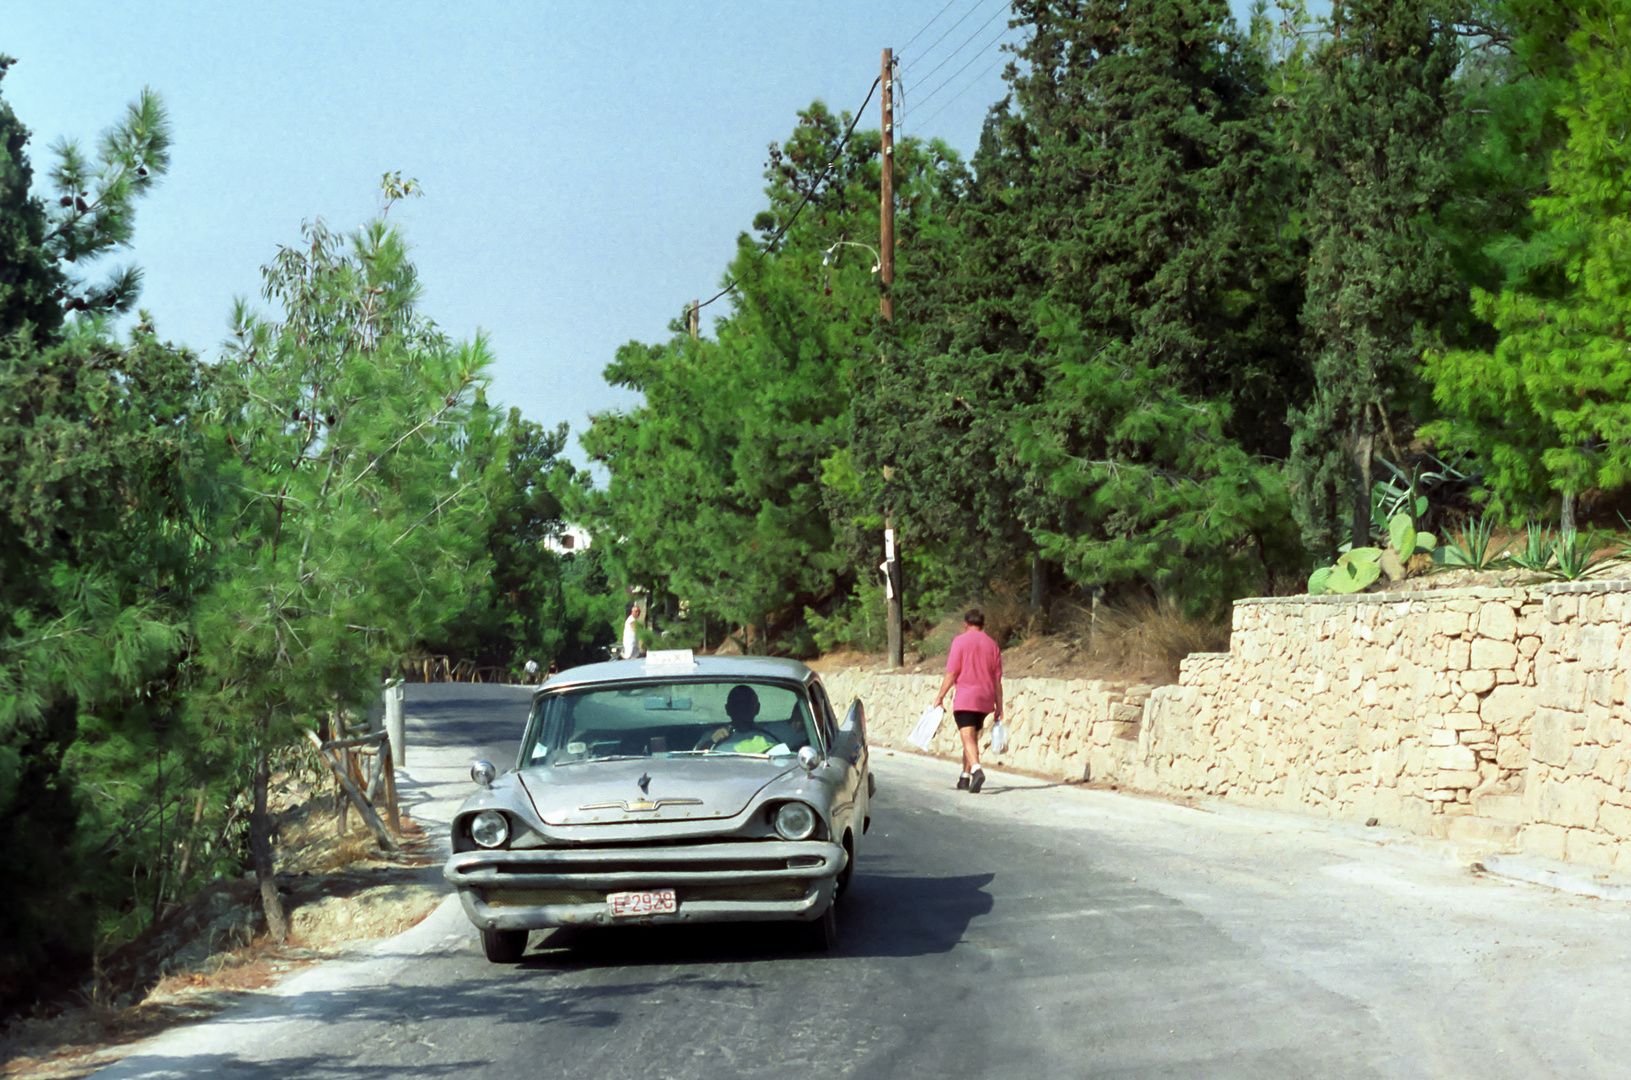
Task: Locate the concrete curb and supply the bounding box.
[1477,855,1631,902]
[876,745,1631,903]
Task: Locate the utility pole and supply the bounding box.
[688,299,699,340]
[880,47,904,669]
[879,50,896,322]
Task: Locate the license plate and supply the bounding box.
[607,889,677,917]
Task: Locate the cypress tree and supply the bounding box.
[1287,0,1462,556]
[997,0,1305,607]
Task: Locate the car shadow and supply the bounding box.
[516,869,995,969]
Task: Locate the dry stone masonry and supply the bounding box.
[822,580,1631,870]
[819,670,1150,784]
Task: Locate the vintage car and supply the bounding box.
[444,651,871,962]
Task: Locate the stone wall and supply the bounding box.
[1135,581,1631,867]
[822,580,1631,870]
[820,669,1149,783]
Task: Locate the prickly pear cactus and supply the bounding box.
[1320,547,1383,594]
[1309,511,1439,595]
[1380,512,1436,580]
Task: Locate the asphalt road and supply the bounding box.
[94,683,1631,1079]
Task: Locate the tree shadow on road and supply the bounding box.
[515,869,996,970]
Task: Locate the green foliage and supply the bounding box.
[0,56,64,341]
[1425,4,1631,514]
[421,408,597,671]
[1507,518,1555,573]
[1551,528,1613,580]
[1308,507,1436,594]
[0,326,215,1005]
[573,102,908,640]
[1020,305,1303,615]
[195,203,493,934]
[1287,0,1463,557]
[1387,512,1436,565]
[858,0,1307,616]
[0,69,194,1007]
[42,84,171,319]
[200,210,491,726]
[1503,519,1618,580]
[805,577,888,655]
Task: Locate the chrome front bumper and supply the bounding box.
[444,840,845,930]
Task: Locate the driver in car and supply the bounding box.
[700,685,780,753]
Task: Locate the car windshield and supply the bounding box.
[521,680,815,766]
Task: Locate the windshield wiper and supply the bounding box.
[553,754,647,766]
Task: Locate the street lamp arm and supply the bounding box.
[821,241,881,274]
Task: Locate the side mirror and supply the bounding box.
[470,760,496,788]
[797,745,820,772]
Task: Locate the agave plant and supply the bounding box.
[1506,520,1556,573]
[1552,529,1615,581]
[1436,513,1507,571]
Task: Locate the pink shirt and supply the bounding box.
[945,628,1002,713]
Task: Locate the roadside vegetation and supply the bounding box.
[5,0,1631,1023]
[0,68,613,1015]
[571,0,1631,661]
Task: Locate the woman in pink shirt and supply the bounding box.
[931,608,1003,793]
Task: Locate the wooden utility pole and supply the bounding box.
[881,48,904,669]
[879,49,896,322]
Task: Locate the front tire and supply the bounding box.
[835,835,855,900]
[481,927,528,963]
[796,903,838,952]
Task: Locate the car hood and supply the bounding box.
[518,756,798,826]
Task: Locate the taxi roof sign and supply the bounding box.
[643,649,696,672]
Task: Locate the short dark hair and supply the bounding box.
[963,608,985,627]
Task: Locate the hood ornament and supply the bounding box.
[579,797,703,813]
[638,772,651,795]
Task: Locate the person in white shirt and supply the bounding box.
[622,605,643,660]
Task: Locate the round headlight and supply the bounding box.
[773,802,818,841]
[470,810,510,849]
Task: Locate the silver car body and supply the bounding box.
[444,654,870,938]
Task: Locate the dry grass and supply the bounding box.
[1050,596,1230,683]
[895,591,1227,686]
[1,776,438,1079]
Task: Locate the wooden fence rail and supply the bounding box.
[305,726,400,850]
[399,654,511,684]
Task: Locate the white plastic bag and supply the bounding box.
[989,720,1009,755]
[907,705,944,751]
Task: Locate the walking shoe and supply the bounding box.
[956,773,970,791]
[968,768,985,794]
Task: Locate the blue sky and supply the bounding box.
[4,1,1266,458]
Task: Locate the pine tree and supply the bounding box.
[196,198,492,938]
[574,102,914,645]
[1425,1,1631,517]
[0,56,63,343]
[0,67,185,1007]
[941,0,1304,609]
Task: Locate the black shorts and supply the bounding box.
[953,710,988,731]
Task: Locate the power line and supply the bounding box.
[909,55,1007,135]
[910,8,1011,108]
[899,0,959,54]
[904,0,1000,73]
[693,76,883,317]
